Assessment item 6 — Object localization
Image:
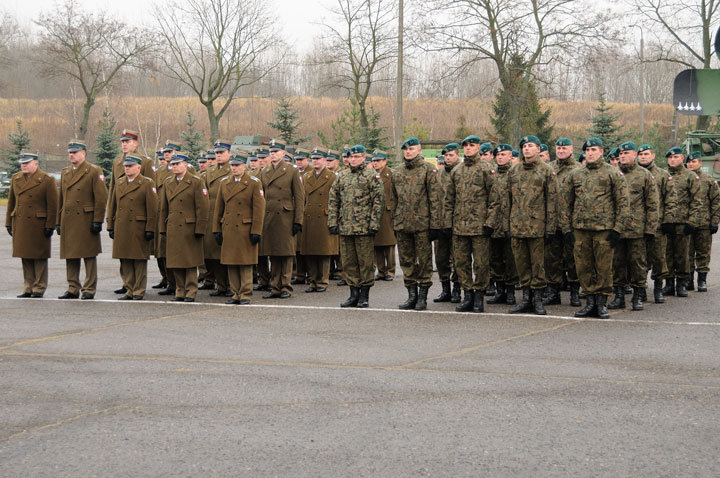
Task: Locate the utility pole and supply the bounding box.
[639,27,645,141]
[395,0,403,159]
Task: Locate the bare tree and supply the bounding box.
[34,0,156,139]
[318,0,397,144]
[154,0,279,142]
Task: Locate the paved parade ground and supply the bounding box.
[1,218,720,476]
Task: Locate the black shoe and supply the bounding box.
[209,290,227,297]
[532,289,547,315]
[487,283,506,304]
[631,287,643,311]
[485,282,496,297]
[329,273,341,280]
[30,292,44,298]
[226,298,241,305]
[17,292,31,298]
[433,281,452,302]
[569,283,581,307]
[662,278,676,296]
[198,283,215,290]
[81,292,94,300]
[238,299,250,305]
[574,294,597,318]
[508,287,532,314]
[263,292,281,299]
[415,286,430,310]
[315,287,327,292]
[357,286,370,308]
[398,286,418,310]
[450,282,461,303]
[279,291,291,299]
[542,283,561,305]
[151,281,167,289]
[58,291,79,299]
[473,290,484,313]
[305,286,318,293]
[184,297,195,302]
[607,286,625,309]
[596,294,610,319]
[172,297,185,302]
[676,279,688,297]
[639,288,647,302]
[653,280,665,303]
[505,285,516,305]
[341,287,360,307]
[114,287,127,294]
[132,296,143,300]
[253,284,269,291]
[455,290,474,312]
[158,288,175,296]
[117,295,132,300]
[697,272,708,292]
[336,279,348,286]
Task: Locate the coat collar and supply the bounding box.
[63,161,92,189]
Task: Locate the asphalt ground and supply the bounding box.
[1,210,720,476]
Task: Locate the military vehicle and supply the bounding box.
[684,131,720,180]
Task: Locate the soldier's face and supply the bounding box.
[637,150,655,165]
[198,162,208,171]
[172,161,188,176]
[327,159,339,171]
[69,150,86,167]
[522,143,540,161]
[21,160,38,175]
[444,150,460,165]
[609,158,619,168]
[539,151,550,162]
[270,150,285,165]
[121,139,137,154]
[687,158,702,171]
[556,145,573,159]
[371,158,385,171]
[313,157,327,171]
[463,143,480,157]
[584,146,604,163]
[124,163,141,179]
[296,158,310,170]
[667,154,685,167]
[619,150,637,165]
[163,151,174,162]
[480,151,492,162]
[207,159,217,166]
[496,151,512,165]
[349,153,365,167]
[216,150,231,164]
[403,145,421,160]
[249,160,259,170]
[231,163,247,177]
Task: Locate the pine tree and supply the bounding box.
[180,111,206,166]
[365,107,390,152]
[2,119,32,176]
[92,110,120,183]
[267,97,312,146]
[588,93,622,149]
[318,100,389,152]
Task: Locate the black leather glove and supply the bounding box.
[504,231,511,240]
[544,234,553,244]
[644,233,654,241]
[56,225,61,235]
[564,232,574,247]
[428,229,440,241]
[711,224,719,235]
[213,231,223,245]
[6,226,11,236]
[43,228,53,238]
[329,226,339,235]
[144,231,154,241]
[292,223,302,236]
[443,228,453,238]
[482,225,494,237]
[608,230,621,248]
[683,224,695,235]
[194,232,204,239]
[108,229,114,239]
[369,229,378,236]
[660,223,674,235]
[90,222,102,234]
[250,233,261,245]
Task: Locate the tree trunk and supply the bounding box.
[358,98,369,145]
[78,95,95,140]
[206,101,219,143]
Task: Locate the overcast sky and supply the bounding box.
[6,0,326,53]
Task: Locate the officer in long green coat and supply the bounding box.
[153,140,180,294]
[203,140,232,297]
[5,152,58,298]
[370,150,397,282]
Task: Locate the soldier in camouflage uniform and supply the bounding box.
[498,135,558,316]
[487,144,517,306]
[445,135,496,313]
[539,144,550,163]
[607,142,659,311]
[544,138,581,307]
[433,143,461,303]
[661,146,703,297]
[685,151,720,292]
[560,137,630,319]
[328,145,384,308]
[479,142,494,166]
[391,137,444,311]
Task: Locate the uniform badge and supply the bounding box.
[432,169,437,174]
[491,170,496,174]
[152,166,156,172]
[375,174,381,180]
[202,188,208,195]
[98,174,105,181]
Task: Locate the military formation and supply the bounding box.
[5,129,719,317]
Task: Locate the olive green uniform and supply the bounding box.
[664,165,703,281]
[641,162,675,282]
[689,171,720,274]
[546,156,580,286]
[434,163,458,283]
[487,163,517,287]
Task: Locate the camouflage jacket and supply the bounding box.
[504,159,558,238]
[551,156,580,232]
[561,159,630,233]
[328,163,384,236]
[618,161,659,238]
[391,156,444,231]
[444,154,495,236]
[664,165,703,227]
[487,162,511,238]
[640,161,674,227]
[695,170,720,228]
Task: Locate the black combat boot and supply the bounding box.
[487,283,506,304]
[639,288,647,302]
[450,282,461,303]
[687,276,695,291]
[532,289,547,315]
[624,285,633,295]
[485,281,496,297]
[607,286,625,309]
[697,272,708,292]
[455,290,474,312]
[505,283,516,305]
[653,280,665,303]
[472,290,484,313]
[631,287,643,311]
[356,286,370,308]
[543,283,561,305]
[340,287,359,308]
[415,286,430,311]
[398,285,418,310]
[574,294,596,318]
[662,277,676,296]
[596,294,610,319]
[508,287,532,314]
[433,281,451,302]
[569,283,581,307]
[676,279,688,297]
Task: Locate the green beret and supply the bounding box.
[665,146,684,158]
[512,150,519,158]
[372,150,388,160]
[540,144,549,153]
[607,147,620,160]
[619,141,637,152]
[480,142,493,154]
[401,137,420,150]
[494,144,513,156]
[582,137,604,151]
[269,139,285,152]
[442,143,459,154]
[18,151,38,163]
[519,135,541,148]
[688,151,702,160]
[68,140,86,153]
[638,144,654,153]
[123,154,142,166]
[350,144,366,154]
[311,147,327,158]
[461,135,481,146]
[555,138,572,146]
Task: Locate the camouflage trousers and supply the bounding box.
[452,235,490,291]
[645,231,668,281]
[339,235,375,288]
[545,233,578,284]
[433,235,457,282]
[689,228,712,273]
[512,237,546,290]
[665,225,691,279]
[490,237,517,285]
[396,230,433,287]
[612,237,647,288]
[573,229,614,296]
